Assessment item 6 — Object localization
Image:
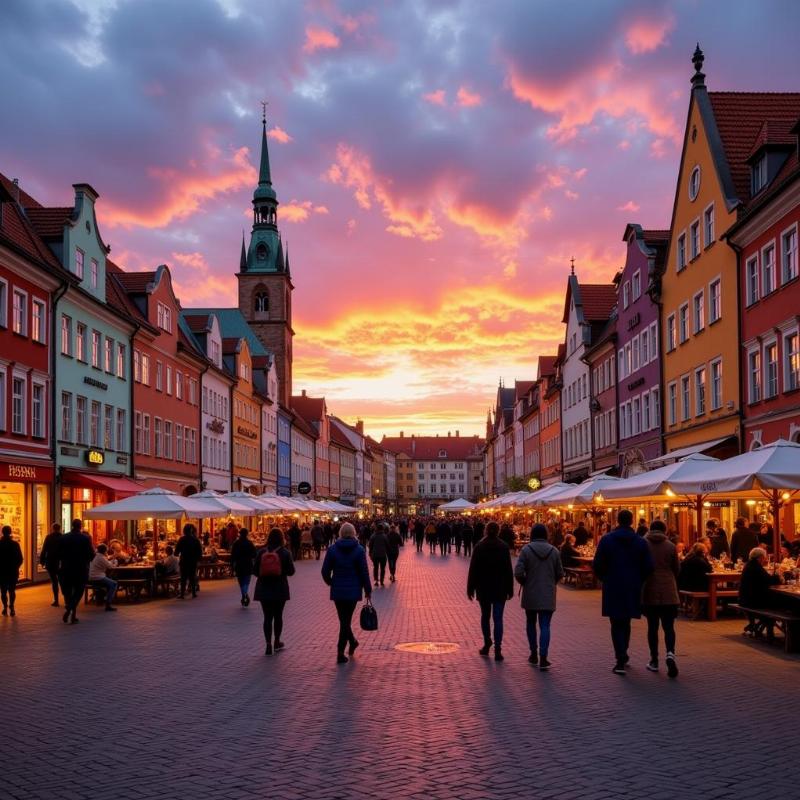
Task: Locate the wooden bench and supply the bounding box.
[117,579,150,601]
[680,589,739,620]
[156,575,181,597]
[84,581,109,605]
[729,604,800,653]
[564,567,596,589]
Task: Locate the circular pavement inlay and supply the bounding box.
[394,642,460,655]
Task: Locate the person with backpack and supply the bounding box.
[321,522,372,664]
[514,524,564,671]
[592,509,654,675]
[253,528,295,655]
[230,528,257,606]
[467,521,514,661]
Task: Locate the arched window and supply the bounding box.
[256,243,268,262]
[255,292,269,314]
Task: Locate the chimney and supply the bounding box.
[356,420,364,435]
[11,178,20,203]
[448,431,451,437]
[456,430,460,437]
[301,389,306,397]
[400,431,404,438]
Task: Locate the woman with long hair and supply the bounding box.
[253,528,296,655]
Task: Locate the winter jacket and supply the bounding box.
[252,546,295,602]
[592,525,654,619]
[368,531,389,560]
[57,531,95,578]
[641,531,680,606]
[39,531,63,571]
[0,536,23,580]
[310,525,325,546]
[321,537,372,602]
[559,542,581,569]
[730,525,759,564]
[514,540,564,612]
[572,525,590,547]
[467,537,514,603]
[387,531,403,558]
[677,553,713,592]
[175,534,203,566]
[413,521,425,541]
[709,530,730,559]
[230,537,257,578]
[739,559,781,608]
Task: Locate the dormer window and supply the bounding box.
[74,248,84,279]
[752,154,767,194]
[157,302,172,333]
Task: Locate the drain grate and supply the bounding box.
[394,642,460,654]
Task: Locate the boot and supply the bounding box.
[494,645,504,662]
[479,640,492,656]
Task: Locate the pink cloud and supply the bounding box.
[617,200,640,212]
[423,89,446,106]
[456,86,482,107]
[268,126,292,143]
[303,25,340,53]
[281,199,330,222]
[625,15,675,54]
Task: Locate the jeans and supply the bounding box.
[260,599,286,644]
[0,579,18,610]
[526,609,553,657]
[47,568,60,603]
[93,576,118,606]
[643,605,678,659]
[372,557,387,583]
[334,599,358,653]
[610,617,632,662]
[59,573,87,615]
[479,600,505,647]
[180,563,198,597]
[387,555,398,578]
[237,575,251,597]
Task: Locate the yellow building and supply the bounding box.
[660,46,800,460]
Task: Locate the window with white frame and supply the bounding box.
[90,258,98,289]
[642,390,651,431]
[116,409,125,451]
[76,396,87,445]
[748,350,761,403]
[679,304,689,343]
[652,386,660,426]
[156,361,163,392]
[710,359,722,410]
[753,155,767,193]
[61,315,72,356]
[695,367,706,416]
[32,383,44,437]
[61,391,72,441]
[677,233,686,271]
[134,411,143,453]
[690,220,700,260]
[91,330,101,368]
[32,299,45,343]
[104,338,113,372]
[164,421,172,459]
[632,399,640,436]
[74,248,84,279]
[176,424,183,461]
[622,281,630,309]
[746,256,759,305]
[782,226,798,283]
[632,270,641,300]
[667,314,676,351]
[693,291,704,333]
[12,376,25,434]
[681,375,690,421]
[12,289,26,335]
[0,279,7,327]
[668,382,677,425]
[90,400,101,447]
[784,331,800,392]
[104,405,114,450]
[143,414,151,455]
[641,329,649,364]
[157,302,172,332]
[762,244,776,295]
[154,417,162,457]
[176,371,183,399]
[166,366,172,395]
[764,342,778,398]
[632,335,640,372]
[76,323,86,362]
[709,279,721,323]
[117,344,125,378]
[618,348,625,379]
[141,354,150,385]
[704,204,715,246]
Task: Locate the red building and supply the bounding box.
[520,382,540,483]
[110,265,205,502]
[729,124,800,449]
[538,350,563,486]
[0,174,66,580]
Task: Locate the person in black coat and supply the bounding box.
[559,534,581,569]
[739,547,783,637]
[467,522,514,661]
[230,528,257,606]
[678,543,713,591]
[499,523,516,553]
[572,523,590,547]
[730,518,759,564]
[0,526,23,617]
[707,520,730,560]
[413,519,425,553]
[39,523,63,607]
[253,528,296,655]
[175,523,203,599]
[473,520,485,547]
[386,525,403,582]
[310,520,325,560]
[437,520,452,556]
[462,522,474,557]
[287,523,302,560]
[56,519,95,624]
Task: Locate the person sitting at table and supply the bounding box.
[758,523,774,551]
[559,534,581,569]
[88,544,118,612]
[156,546,180,578]
[677,542,712,592]
[739,547,784,638]
[675,541,687,560]
[572,522,590,547]
[707,519,730,560]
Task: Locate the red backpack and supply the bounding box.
[259,550,282,578]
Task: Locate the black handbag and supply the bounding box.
[359,599,378,631]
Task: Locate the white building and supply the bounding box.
[290,414,316,494]
[330,417,371,506]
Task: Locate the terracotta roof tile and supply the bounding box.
[24,206,73,239]
[708,92,800,203]
[291,412,318,439]
[113,271,156,292]
[579,283,617,321]
[182,314,212,333]
[330,424,356,450]
[0,200,62,269]
[515,380,535,400]
[222,337,242,354]
[381,435,484,460]
[0,173,43,209]
[537,355,557,378]
[291,394,325,423]
[642,229,670,240]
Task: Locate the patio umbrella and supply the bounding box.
[222,491,273,512]
[253,494,298,512]
[84,487,227,520]
[192,489,260,514]
[320,500,358,513]
[517,482,576,507]
[545,475,624,506]
[437,498,476,511]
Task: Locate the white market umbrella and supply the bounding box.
[321,500,357,513]
[192,489,259,514]
[253,494,298,512]
[517,482,576,507]
[222,491,272,512]
[600,454,720,501]
[438,498,476,511]
[545,475,624,506]
[84,487,228,520]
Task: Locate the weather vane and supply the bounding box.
[261,100,268,124]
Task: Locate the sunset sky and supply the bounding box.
[2,0,800,438]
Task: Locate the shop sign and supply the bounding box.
[86,448,105,466]
[0,462,55,483]
[627,312,641,331]
[83,376,108,391]
[672,500,730,509]
[236,425,258,440]
[298,481,311,495]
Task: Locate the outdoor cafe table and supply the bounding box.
[707,571,742,621]
[573,556,594,566]
[109,564,156,600]
[772,585,800,602]
[198,555,231,580]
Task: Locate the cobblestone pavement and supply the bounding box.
[2,545,797,800]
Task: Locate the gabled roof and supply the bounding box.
[113,270,157,293]
[515,380,534,401]
[381,435,485,460]
[105,260,159,332]
[24,206,74,239]
[0,195,63,271]
[292,412,318,440]
[222,336,244,355]
[182,313,213,334]
[188,307,271,357]
[0,173,42,209]
[330,424,356,451]
[642,229,670,240]
[579,284,617,321]
[292,394,325,424]
[537,355,557,379]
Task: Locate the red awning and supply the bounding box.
[61,470,144,497]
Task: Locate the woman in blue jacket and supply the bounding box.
[321,522,372,663]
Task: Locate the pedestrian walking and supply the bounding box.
[175,523,203,599]
[0,526,23,617]
[287,522,302,561]
[253,528,295,655]
[387,524,403,583]
[592,509,654,675]
[368,523,389,586]
[514,524,564,670]
[230,528,257,606]
[88,544,119,612]
[462,521,474,557]
[425,521,437,554]
[641,520,680,677]
[56,519,95,624]
[39,523,63,607]
[453,521,463,555]
[399,518,409,542]
[437,520,452,555]
[321,522,372,664]
[414,519,425,553]
[467,521,514,661]
[311,519,325,560]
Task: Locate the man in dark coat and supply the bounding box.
[462,522,474,557]
[437,520,452,555]
[39,522,64,606]
[730,517,759,564]
[57,519,95,624]
[386,525,403,582]
[678,542,713,591]
[592,509,654,674]
[310,520,325,560]
[413,519,425,553]
[572,523,590,547]
[707,519,730,560]
[739,547,783,637]
[0,526,24,617]
[467,521,514,661]
[368,524,389,586]
[230,528,257,606]
[287,522,302,561]
[175,523,203,599]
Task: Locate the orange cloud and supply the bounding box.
[101,143,255,229]
[617,200,640,212]
[169,251,237,306]
[281,199,331,222]
[268,126,292,143]
[423,89,446,106]
[303,25,340,53]
[625,15,675,54]
[456,86,482,107]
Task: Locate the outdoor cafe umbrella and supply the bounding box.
[192,489,259,514]
[516,482,576,507]
[320,500,358,513]
[545,474,624,506]
[437,498,476,511]
[222,491,273,512]
[664,440,800,556]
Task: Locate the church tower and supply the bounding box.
[237,110,294,407]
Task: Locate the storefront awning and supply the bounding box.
[61,470,144,497]
[645,436,737,466]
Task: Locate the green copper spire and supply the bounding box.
[259,106,272,186]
